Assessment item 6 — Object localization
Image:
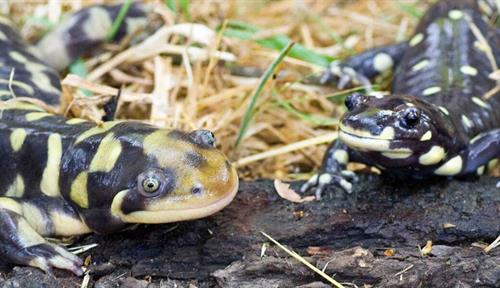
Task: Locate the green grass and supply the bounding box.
[235,41,296,147]
[224,20,333,67]
[166,0,192,21]
[107,0,133,40]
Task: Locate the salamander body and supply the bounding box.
[0,4,238,274]
[302,0,500,198]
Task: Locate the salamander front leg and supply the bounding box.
[301,140,359,199]
[0,199,84,275]
[321,42,408,90]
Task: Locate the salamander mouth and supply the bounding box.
[111,172,239,224]
[339,128,412,158]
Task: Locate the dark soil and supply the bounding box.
[0,175,498,287]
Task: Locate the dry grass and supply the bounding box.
[9,0,482,181]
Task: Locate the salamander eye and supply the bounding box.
[137,169,169,197]
[191,184,204,196]
[142,177,160,193]
[402,107,421,128]
[345,93,366,111]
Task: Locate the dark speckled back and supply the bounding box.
[393,0,500,139]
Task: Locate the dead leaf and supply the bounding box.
[274,179,316,203]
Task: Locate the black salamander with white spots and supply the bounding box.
[0,4,238,275]
[302,0,500,198]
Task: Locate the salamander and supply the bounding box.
[0,4,238,275]
[301,0,500,198]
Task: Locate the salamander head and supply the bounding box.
[339,93,457,168]
[109,129,238,224]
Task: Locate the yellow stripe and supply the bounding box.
[70,172,89,208]
[75,121,121,144]
[40,133,62,197]
[89,133,122,172]
[5,174,25,198]
[26,112,51,121]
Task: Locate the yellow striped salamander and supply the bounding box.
[0,4,238,275]
[302,0,500,198]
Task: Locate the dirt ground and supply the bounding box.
[0,175,498,287]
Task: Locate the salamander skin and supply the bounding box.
[0,4,238,275]
[302,0,500,198]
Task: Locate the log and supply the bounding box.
[0,175,498,287]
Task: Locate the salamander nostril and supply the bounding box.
[345,93,365,111]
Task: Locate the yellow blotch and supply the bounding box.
[1,101,43,111]
[333,150,349,164]
[89,133,122,172]
[49,211,91,236]
[5,174,25,198]
[40,133,62,197]
[420,131,432,141]
[21,202,50,236]
[0,197,23,214]
[419,146,446,165]
[143,130,192,167]
[10,128,27,152]
[66,118,87,125]
[16,217,46,247]
[434,155,463,175]
[26,112,51,121]
[9,51,28,63]
[70,172,89,209]
[75,121,120,144]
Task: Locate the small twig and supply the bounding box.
[235,132,337,167]
[261,231,345,288]
[394,264,414,277]
[484,235,500,253]
[8,67,17,98]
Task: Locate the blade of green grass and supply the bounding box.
[224,20,333,67]
[397,2,423,19]
[166,0,191,20]
[107,0,133,40]
[68,58,92,96]
[235,41,295,147]
[273,90,337,126]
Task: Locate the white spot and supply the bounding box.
[422,87,441,96]
[460,65,478,76]
[409,33,424,47]
[438,106,449,115]
[470,134,482,144]
[434,155,463,175]
[476,166,485,175]
[448,10,464,20]
[461,115,473,129]
[333,150,349,164]
[406,103,415,107]
[471,97,491,109]
[318,173,332,185]
[420,131,432,141]
[373,53,394,72]
[419,146,446,165]
[367,91,388,98]
[308,174,318,184]
[411,59,429,71]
